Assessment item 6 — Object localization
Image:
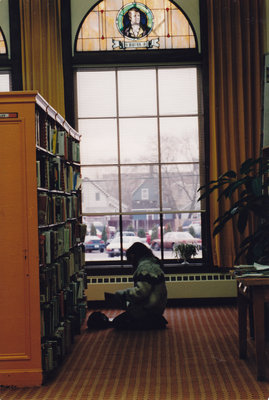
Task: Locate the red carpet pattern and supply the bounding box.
[1,305,269,399]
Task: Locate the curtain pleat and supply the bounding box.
[207,0,264,267]
[19,0,65,117]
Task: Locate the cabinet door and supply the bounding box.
[0,120,32,359]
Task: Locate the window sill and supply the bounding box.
[84,262,225,276]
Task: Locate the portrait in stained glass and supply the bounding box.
[116,3,153,39]
[76,0,196,52]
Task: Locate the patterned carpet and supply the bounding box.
[1,305,269,399]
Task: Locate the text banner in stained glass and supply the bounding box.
[112,38,159,49]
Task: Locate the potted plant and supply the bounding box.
[173,242,198,264]
[198,157,269,264]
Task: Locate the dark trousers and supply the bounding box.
[112,312,168,330]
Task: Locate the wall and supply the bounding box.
[70,0,201,54]
[1,1,268,61]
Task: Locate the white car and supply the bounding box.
[151,231,202,251]
[114,231,136,238]
[106,236,143,257]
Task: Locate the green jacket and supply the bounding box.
[116,257,167,319]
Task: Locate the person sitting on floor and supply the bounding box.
[109,242,168,330]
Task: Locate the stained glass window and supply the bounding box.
[0,28,7,55]
[76,0,196,52]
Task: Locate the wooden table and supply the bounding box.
[236,277,269,380]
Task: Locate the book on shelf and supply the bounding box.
[43,231,51,265]
[38,193,49,225]
[40,114,48,150]
[73,170,81,191]
[36,161,41,187]
[69,251,75,277]
[57,130,66,156]
[35,109,40,145]
[75,223,87,243]
[57,226,65,257]
[51,230,59,262]
[47,122,55,153]
[45,159,50,189]
[52,129,57,154]
[64,227,71,253]
[51,158,61,191]
[39,233,46,265]
[72,141,80,163]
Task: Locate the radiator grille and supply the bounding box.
[85,273,237,300]
[87,273,233,284]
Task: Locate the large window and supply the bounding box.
[76,66,204,263]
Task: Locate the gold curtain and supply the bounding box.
[19,0,65,117]
[207,0,264,267]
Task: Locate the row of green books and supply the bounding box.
[39,222,86,265]
[41,320,73,373]
[40,250,85,302]
[38,192,82,226]
[36,110,80,163]
[41,299,87,376]
[36,157,81,193]
[40,275,86,339]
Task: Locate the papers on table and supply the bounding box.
[234,263,269,278]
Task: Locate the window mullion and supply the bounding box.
[155,66,164,260]
[116,68,124,260]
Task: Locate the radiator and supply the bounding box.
[85,273,237,301]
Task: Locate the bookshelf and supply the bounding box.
[0,91,86,387]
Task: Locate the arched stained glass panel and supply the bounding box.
[76,0,196,52]
[0,28,7,54]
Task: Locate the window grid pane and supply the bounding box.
[0,72,10,91]
[77,66,202,262]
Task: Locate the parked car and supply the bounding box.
[106,236,143,257]
[84,235,106,253]
[151,231,201,251]
[183,222,201,238]
[114,231,136,238]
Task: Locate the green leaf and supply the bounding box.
[198,182,227,201]
[237,208,248,234]
[219,170,237,179]
[214,208,235,224]
[198,179,221,191]
[197,155,269,262]
[251,177,262,196]
[239,158,260,174]
[213,214,233,235]
[217,178,246,200]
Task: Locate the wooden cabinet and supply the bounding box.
[0,91,86,387]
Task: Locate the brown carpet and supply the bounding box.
[1,305,269,399]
